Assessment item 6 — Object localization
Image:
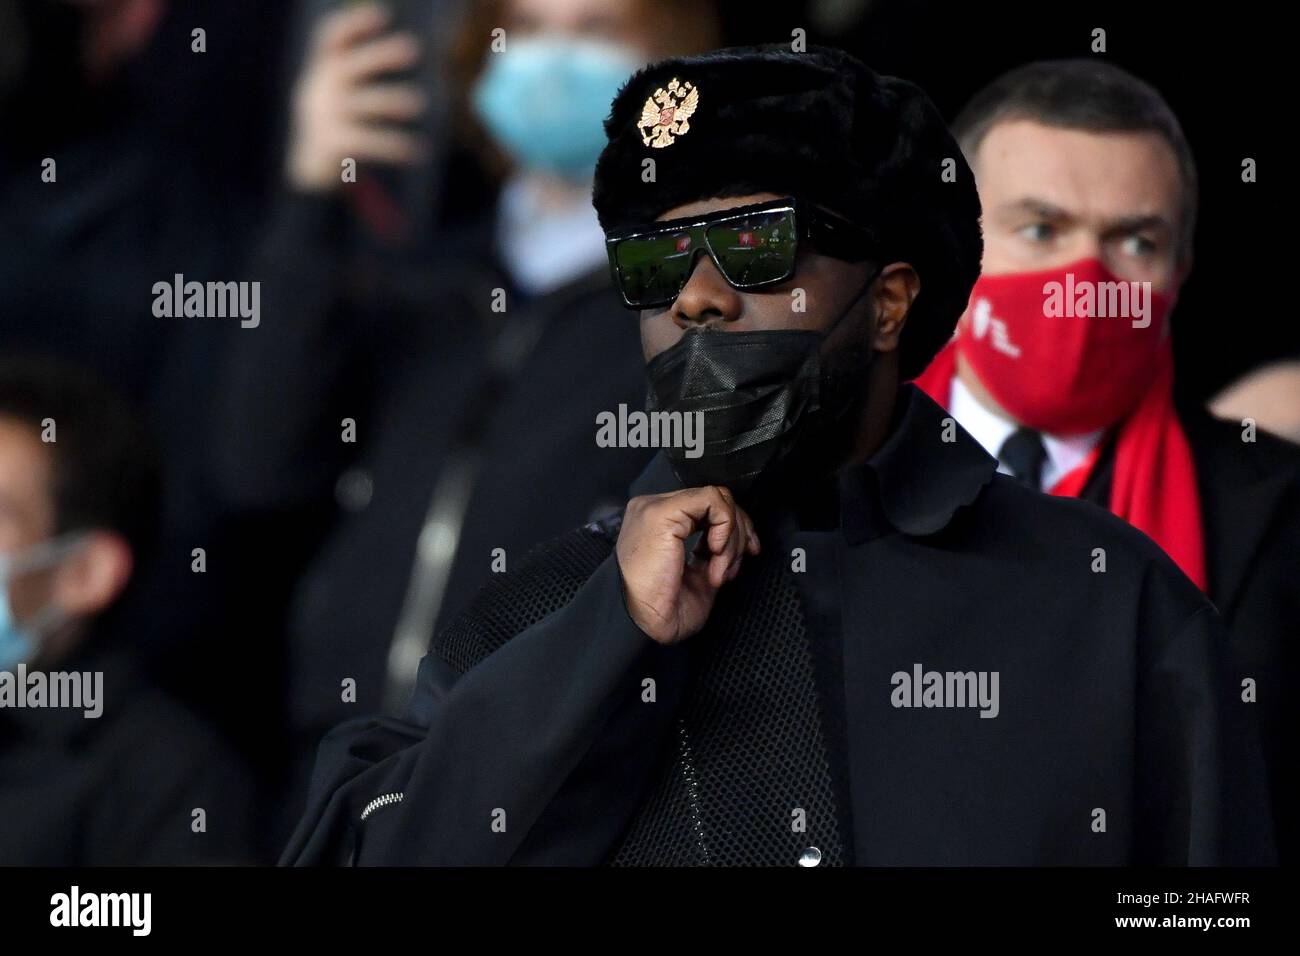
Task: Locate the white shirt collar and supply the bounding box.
[947,375,1105,491]
[495,173,607,296]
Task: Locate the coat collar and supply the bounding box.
[842,384,997,541]
[627,384,998,543]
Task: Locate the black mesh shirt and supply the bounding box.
[432,506,854,867]
[609,538,851,866]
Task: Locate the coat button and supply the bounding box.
[798,847,822,867]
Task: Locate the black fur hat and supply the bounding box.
[592,44,983,380]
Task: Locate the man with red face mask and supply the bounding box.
[915,59,1300,863]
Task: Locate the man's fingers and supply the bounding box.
[713,546,746,587]
[315,2,391,56]
[705,505,738,558]
[653,486,731,540]
[659,485,727,520]
[681,560,716,602]
[740,509,761,555]
[340,32,422,83]
[344,126,425,165]
[708,552,729,588]
[648,486,753,587]
[347,84,426,121]
[699,488,744,566]
[638,486,755,589]
[711,487,751,566]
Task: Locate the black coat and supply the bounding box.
[0,642,257,865]
[283,387,1275,866]
[1080,405,1300,862]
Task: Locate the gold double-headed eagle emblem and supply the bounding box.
[638,77,699,148]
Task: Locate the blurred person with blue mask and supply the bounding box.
[0,358,256,865]
[0,535,88,671]
[472,27,641,294]
[217,0,724,842]
[472,29,639,180]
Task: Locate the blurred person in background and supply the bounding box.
[912,59,1300,862]
[214,0,722,839]
[1211,358,1300,446]
[0,0,297,859]
[0,358,255,865]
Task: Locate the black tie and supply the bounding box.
[998,426,1047,489]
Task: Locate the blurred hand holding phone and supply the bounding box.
[288,0,441,245]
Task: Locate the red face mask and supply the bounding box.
[954,258,1173,434]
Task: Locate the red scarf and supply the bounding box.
[913,342,1208,591]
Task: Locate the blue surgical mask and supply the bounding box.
[0,586,34,671]
[0,534,86,670]
[472,35,642,181]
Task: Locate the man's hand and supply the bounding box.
[615,486,761,645]
[286,3,427,192]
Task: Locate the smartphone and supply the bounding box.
[330,0,442,248]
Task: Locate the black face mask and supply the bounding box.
[644,269,881,496]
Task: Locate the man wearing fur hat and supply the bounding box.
[285,45,1273,866]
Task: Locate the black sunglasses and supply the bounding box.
[604,197,879,310]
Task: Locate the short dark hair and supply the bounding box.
[0,357,160,561]
[951,59,1197,262]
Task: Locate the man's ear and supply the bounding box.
[52,530,134,619]
[871,262,920,353]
